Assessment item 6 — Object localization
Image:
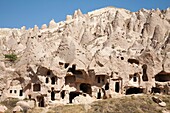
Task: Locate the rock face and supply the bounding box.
[0,7,170,106]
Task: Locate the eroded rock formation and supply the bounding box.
[0,7,170,106]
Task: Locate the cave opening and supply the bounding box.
[105,83,109,90]
[151,87,161,93]
[97,89,101,99]
[51,77,56,85]
[69,92,80,103]
[61,90,65,99]
[127,58,139,65]
[155,71,170,82]
[126,87,143,95]
[115,82,120,93]
[33,84,41,91]
[79,83,92,95]
[142,64,148,81]
[51,91,55,101]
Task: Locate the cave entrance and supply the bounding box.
[64,63,69,69]
[69,92,80,103]
[115,82,120,93]
[97,89,101,99]
[126,87,143,95]
[155,71,170,82]
[33,83,41,91]
[127,58,139,65]
[151,87,161,94]
[142,64,148,81]
[105,83,109,90]
[79,83,92,95]
[61,90,65,99]
[19,90,23,96]
[46,77,49,83]
[51,91,55,101]
[37,96,45,107]
[47,70,51,76]
[51,77,56,85]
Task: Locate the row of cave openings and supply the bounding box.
[9,89,23,96]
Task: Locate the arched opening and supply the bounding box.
[33,84,41,91]
[79,83,92,95]
[38,96,45,107]
[28,95,31,99]
[115,82,120,93]
[69,92,80,103]
[133,74,137,82]
[105,83,109,90]
[97,89,101,99]
[45,77,49,83]
[61,90,65,99]
[142,64,148,81]
[155,71,170,82]
[51,91,55,101]
[51,77,56,85]
[126,87,143,95]
[19,90,23,96]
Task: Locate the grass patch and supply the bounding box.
[3,95,170,113]
[4,53,17,62]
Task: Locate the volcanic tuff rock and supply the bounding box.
[0,7,169,102]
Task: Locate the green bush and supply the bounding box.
[4,53,17,62]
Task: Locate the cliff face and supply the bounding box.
[0,7,169,102]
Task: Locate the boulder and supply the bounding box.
[159,102,166,107]
[152,96,166,107]
[13,105,23,112]
[16,101,30,111]
[0,105,7,113]
[72,94,94,104]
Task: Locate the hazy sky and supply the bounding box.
[0,0,169,28]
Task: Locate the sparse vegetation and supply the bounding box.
[1,95,170,113]
[4,53,17,62]
[2,98,20,113]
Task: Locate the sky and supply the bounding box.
[0,0,169,28]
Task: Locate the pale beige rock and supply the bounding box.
[0,6,169,106]
[48,19,57,28]
[159,102,166,107]
[0,105,7,113]
[13,106,23,112]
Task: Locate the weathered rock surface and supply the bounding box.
[0,7,169,105]
[0,105,7,113]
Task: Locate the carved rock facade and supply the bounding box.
[0,7,170,106]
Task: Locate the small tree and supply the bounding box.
[4,53,17,62]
